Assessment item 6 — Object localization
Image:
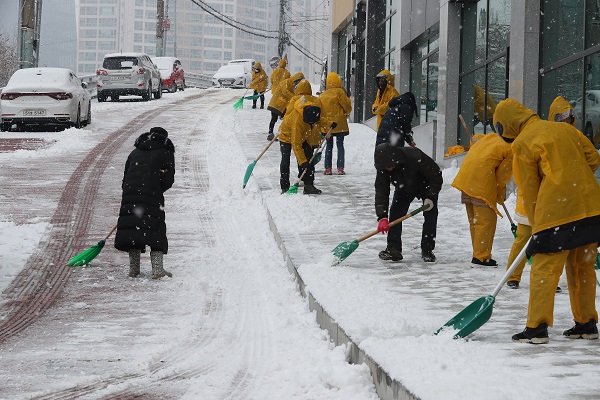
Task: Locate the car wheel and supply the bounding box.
[143,83,151,101]
[74,106,82,129]
[86,102,92,126]
[0,122,9,132]
[170,83,177,93]
[154,83,162,99]
[97,94,106,102]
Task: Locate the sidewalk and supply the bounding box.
[234,106,600,400]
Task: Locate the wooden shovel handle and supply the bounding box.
[458,114,474,144]
[255,133,280,162]
[500,203,516,227]
[291,130,330,186]
[357,204,429,243]
[104,224,118,241]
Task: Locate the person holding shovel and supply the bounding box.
[505,96,598,290]
[493,98,600,344]
[374,142,442,262]
[320,72,352,175]
[266,58,293,140]
[248,62,268,109]
[114,127,175,279]
[451,131,513,267]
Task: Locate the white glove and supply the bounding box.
[423,198,434,212]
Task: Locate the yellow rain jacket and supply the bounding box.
[248,62,268,93]
[267,72,304,116]
[269,58,290,92]
[372,70,399,130]
[473,85,496,123]
[289,95,331,165]
[319,72,352,135]
[278,79,313,144]
[493,98,600,234]
[451,133,513,216]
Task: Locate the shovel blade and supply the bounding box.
[285,184,299,194]
[331,240,359,265]
[67,240,106,266]
[233,97,244,109]
[435,295,495,339]
[243,161,257,188]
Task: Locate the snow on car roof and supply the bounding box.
[213,64,246,78]
[104,52,147,58]
[152,57,179,70]
[4,68,75,91]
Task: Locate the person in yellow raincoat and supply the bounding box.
[248,62,268,109]
[285,84,334,195]
[267,71,304,141]
[320,72,352,175]
[277,79,313,193]
[451,133,513,266]
[371,70,399,131]
[505,96,598,291]
[266,58,291,137]
[493,98,600,344]
[473,85,497,131]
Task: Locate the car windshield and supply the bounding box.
[103,57,138,70]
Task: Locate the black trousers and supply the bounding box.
[280,141,314,191]
[388,191,438,253]
[269,111,279,133]
[252,91,265,108]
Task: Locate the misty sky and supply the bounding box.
[0,0,19,33]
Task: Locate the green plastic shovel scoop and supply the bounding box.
[435,238,531,338]
[243,133,279,189]
[331,204,430,266]
[67,225,117,266]
[285,138,328,195]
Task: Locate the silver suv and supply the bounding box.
[96,52,162,102]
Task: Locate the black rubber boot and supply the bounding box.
[128,249,141,277]
[151,250,172,279]
[379,246,403,261]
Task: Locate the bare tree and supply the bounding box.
[0,30,18,87]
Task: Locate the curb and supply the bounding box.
[260,196,420,400]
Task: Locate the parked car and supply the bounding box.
[96,52,162,102]
[0,67,92,131]
[570,90,600,145]
[228,59,254,84]
[212,64,250,88]
[152,56,185,93]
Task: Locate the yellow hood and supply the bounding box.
[279,58,287,68]
[294,94,321,114]
[377,69,394,86]
[294,79,312,95]
[493,98,538,140]
[291,71,304,84]
[548,95,576,125]
[254,61,263,71]
[326,72,342,90]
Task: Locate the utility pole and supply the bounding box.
[156,0,165,57]
[19,0,42,69]
[277,0,286,57]
[173,0,177,57]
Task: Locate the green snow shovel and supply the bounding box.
[285,138,328,195]
[434,237,531,339]
[243,132,280,188]
[67,224,117,266]
[501,203,517,238]
[233,89,250,109]
[331,204,430,266]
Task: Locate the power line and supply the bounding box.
[191,0,279,34]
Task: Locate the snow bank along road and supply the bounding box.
[0,89,379,400]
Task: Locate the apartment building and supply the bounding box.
[330,0,600,163]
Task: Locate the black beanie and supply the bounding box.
[150,126,168,136]
[303,106,321,124]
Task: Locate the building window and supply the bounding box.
[458,0,511,144]
[80,7,98,15]
[135,0,144,6]
[99,18,116,27]
[224,40,232,49]
[145,10,155,20]
[134,21,143,30]
[133,45,143,52]
[205,26,222,35]
[204,38,222,48]
[135,9,144,19]
[410,32,439,126]
[98,6,115,16]
[204,50,222,60]
[98,41,115,50]
[540,0,600,147]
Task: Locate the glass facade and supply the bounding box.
[540,0,600,147]
[459,0,510,145]
[410,31,439,126]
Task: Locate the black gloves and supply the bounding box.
[330,122,338,130]
[300,162,314,175]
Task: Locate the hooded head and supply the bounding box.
[376,70,393,91]
[396,92,419,117]
[374,143,405,170]
[294,79,312,95]
[303,105,321,124]
[326,72,342,90]
[548,95,576,126]
[135,127,174,152]
[294,95,322,125]
[492,98,538,141]
[291,72,305,88]
[279,58,287,68]
[252,62,263,73]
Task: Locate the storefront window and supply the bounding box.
[541,1,584,67]
[410,32,439,126]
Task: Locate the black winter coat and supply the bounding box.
[374,143,442,219]
[375,92,419,147]
[114,131,175,253]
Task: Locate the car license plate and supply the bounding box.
[110,76,127,81]
[23,109,46,116]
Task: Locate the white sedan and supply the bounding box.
[1,68,92,131]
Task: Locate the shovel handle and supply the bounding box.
[104,224,118,241]
[458,114,474,144]
[357,204,429,243]
[491,237,531,297]
[290,134,329,188]
[255,133,280,162]
[500,203,516,227]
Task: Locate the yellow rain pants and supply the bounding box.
[506,223,532,282]
[527,243,598,328]
[465,202,497,262]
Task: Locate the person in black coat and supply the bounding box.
[374,142,442,262]
[375,92,419,147]
[114,126,175,279]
